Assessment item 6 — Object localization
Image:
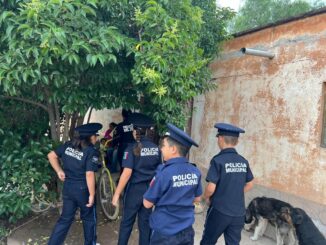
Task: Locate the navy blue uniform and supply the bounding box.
[48,142,99,245]
[115,119,135,167]
[118,137,161,245]
[200,148,254,245]
[144,157,202,245]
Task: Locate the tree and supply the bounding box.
[193,0,235,58]
[0,0,234,140]
[230,0,323,33]
[105,0,235,128]
[0,0,130,141]
[131,1,211,127]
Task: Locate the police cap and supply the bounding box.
[75,123,103,137]
[128,113,155,128]
[165,123,199,148]
[214,123,245,137]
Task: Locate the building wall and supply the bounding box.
[190,13,326,206]
[84,108,122,137]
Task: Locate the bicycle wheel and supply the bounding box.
[99,169,119,220]
[31,194,53,213]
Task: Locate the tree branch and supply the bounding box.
[138,28,143,41]
[0,95,49,112]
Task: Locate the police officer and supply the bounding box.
[114,109,135,170]
[143,123,202,245]
[112,113,162,245]
[200,123,254,245]
[47,123,102,245]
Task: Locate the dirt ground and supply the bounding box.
[7,206,276,245]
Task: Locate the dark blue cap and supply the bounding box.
[128,113,155,128]
[214,123,245,137]
[165,123,199,148]
[75,123,103,137]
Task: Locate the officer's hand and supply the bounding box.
[86,195,95,207]
[57,171,65,181]
[112,194,119,207]
[205,197,211,206]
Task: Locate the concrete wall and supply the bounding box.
[190,13,326,207]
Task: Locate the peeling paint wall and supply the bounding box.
[190,13,326,205]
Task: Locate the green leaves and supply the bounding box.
[0,0,232,139]
[131,0,216,127]
[230,0,317,33]
[0,133,54,222]
[0,0,128,115]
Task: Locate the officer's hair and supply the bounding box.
[164,136,189,157]
[109,122,117,128]
[72,131,92,150]
[133,127,149,156]
[122,109,129,119]
[222,135,238,145]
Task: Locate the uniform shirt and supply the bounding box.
[55,142,99,183]
[115,119,135,146]
[122,137,161,184]
[206,148,253,217]
[144,157,202,235]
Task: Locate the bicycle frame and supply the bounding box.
[98,139,119,220]
[99,150,115,195]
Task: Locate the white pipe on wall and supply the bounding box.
[240,47,275,59]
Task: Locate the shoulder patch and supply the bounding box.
[123,151,129,160]
[91,156,99,163]
[149,176,156,187]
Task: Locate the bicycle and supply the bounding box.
[30,140,119,221]
[30,183,60,213]
[98,139,119,221]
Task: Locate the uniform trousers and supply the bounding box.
[200,206,244,245]
[48,182,97,245]
[150,226,194,245]
[118,182,152,245]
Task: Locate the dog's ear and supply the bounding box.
[291,209,304,225]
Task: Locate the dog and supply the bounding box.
[245,197,297,245]
[279,207,326,245]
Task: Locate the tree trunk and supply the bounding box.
[48,104,59,141]
[77,114,84,126]
[54,99,61,138]
[62,113,71,142]
[86,107,93,123]
[69,112,79,139]
[185,98,194,135]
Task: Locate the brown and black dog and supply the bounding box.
[280,207,326,245]
[245,197,297,245]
